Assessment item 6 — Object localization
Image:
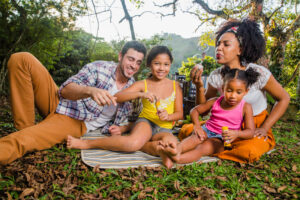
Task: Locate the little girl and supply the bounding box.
[165,67,260,166]
[67,45,183,167]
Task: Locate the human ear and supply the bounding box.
[118,52,123,62]
[244,88,249,95]
[237,46,242,56]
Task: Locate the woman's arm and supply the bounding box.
[190,66,218,105]
[256,75,290,137]
[164,82,184,121]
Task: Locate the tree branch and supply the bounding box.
[285,14,300,43]
[153,0,178,16]
[120,0,136,40]
[193,0,252,19]
[90,0,100,54]
[283,62,300,87]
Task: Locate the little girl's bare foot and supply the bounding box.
[67,135,89,149]
[158,148,173,169]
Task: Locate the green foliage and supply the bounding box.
[281,29,299,101]
[50,30,94,85]
[0,0,87,93]
[178,56,221,81]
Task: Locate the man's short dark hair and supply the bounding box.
[121,41,147,57]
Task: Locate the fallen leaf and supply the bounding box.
[215,176,227,181]
[144,187,153,192]
[174,180,182,192]
[93,164,100,173]
[19,188,35,199]
[280,166,287,172]
[6,192,12,200]
[292,165,297,172]
[277,185,287,192]
[263,185,276,193]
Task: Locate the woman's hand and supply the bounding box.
[157,109,169,121]
[254,128,268,141]
[193,125,207,142]
[222,130,239,143]
[190,65,204,87]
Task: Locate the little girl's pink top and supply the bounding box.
[205,96,245,134]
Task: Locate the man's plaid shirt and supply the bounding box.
[56,60,140,134]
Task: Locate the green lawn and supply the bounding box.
[0,96,299,199]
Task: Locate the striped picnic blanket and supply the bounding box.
[81,130,219,169]
[81,130,276,169]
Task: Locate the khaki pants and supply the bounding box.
[0,52,86,165]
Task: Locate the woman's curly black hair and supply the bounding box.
[221,66,260,88]
[215,18,265,64]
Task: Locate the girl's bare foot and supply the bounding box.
[158,149,173,169]
[162,141,179,156]
[67,135,89,149]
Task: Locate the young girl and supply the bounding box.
[67,45,183,167]
[166,67,260,166]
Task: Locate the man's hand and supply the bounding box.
[193,125,207,142]
[190,65,204,87]
[108,125,122,136]
[254,128,268,141]
[157,109,169,121]
[88,87,117,106]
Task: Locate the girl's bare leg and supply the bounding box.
[171,134,203,161]
[174,138,223,164]
[67,122,152,152]
[140,132,169,156]
[159,134,180,156]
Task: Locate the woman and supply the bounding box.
[189,18,290,163]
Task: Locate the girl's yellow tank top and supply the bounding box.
[138,79,176,129]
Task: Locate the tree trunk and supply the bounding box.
[120,0,136,40]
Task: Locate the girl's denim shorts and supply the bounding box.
[201,124,223,140]
[135,117,173,136]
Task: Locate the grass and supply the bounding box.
[0,96,299,199]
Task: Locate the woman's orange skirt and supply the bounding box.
[178,110,276,163]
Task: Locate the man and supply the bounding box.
[0,41,146,165]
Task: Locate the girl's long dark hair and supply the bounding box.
[146,45,173,67]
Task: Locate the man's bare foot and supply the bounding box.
[67,135,89,149]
